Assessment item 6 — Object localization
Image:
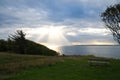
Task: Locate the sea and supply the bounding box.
[57,45,120,59]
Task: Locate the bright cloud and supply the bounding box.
[66,32,78,36]
[79,28,110,35]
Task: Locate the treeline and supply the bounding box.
[0,30,58,56]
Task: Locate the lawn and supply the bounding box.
[0,52,120,80]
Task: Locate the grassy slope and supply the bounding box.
[0,52,120,80]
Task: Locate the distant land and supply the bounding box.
[72,45,120,46]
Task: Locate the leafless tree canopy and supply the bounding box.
[101,3,120,44]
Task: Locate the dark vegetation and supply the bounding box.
[0,30,58,56]
[101,3,120,44]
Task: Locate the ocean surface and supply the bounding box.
[58,45,120,59]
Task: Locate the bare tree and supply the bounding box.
[101,3,120,44]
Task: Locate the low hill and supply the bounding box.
[0,30,58,56]
[24,39,58,56]
[0,39,58,56]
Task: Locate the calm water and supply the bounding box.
[58,45,120,59]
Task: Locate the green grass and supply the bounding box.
[0,52,120,80]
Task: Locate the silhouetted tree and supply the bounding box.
[101,3,120,44]
[0,39,7,51]
[9,30,26,54]
[6,38,14,52]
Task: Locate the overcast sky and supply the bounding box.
[0,0,120,48]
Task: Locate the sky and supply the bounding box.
[0,0,120,50]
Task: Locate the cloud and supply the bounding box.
[0,6,49,26]
[79,28,109,35]
[0,0,119,26]
[0,0,119,47]
[66,32,78,36]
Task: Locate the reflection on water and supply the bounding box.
[58,45,120,59]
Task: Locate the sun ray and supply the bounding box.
[21,25,70,54]
[46,26,70,53]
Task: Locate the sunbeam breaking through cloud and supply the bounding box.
[20,25,70,52]
[0,0,119,52]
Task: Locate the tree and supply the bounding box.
[101,3,120,44]
[9,30,26,54]
[0,39,7,51]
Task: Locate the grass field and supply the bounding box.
[0,52,120,80]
